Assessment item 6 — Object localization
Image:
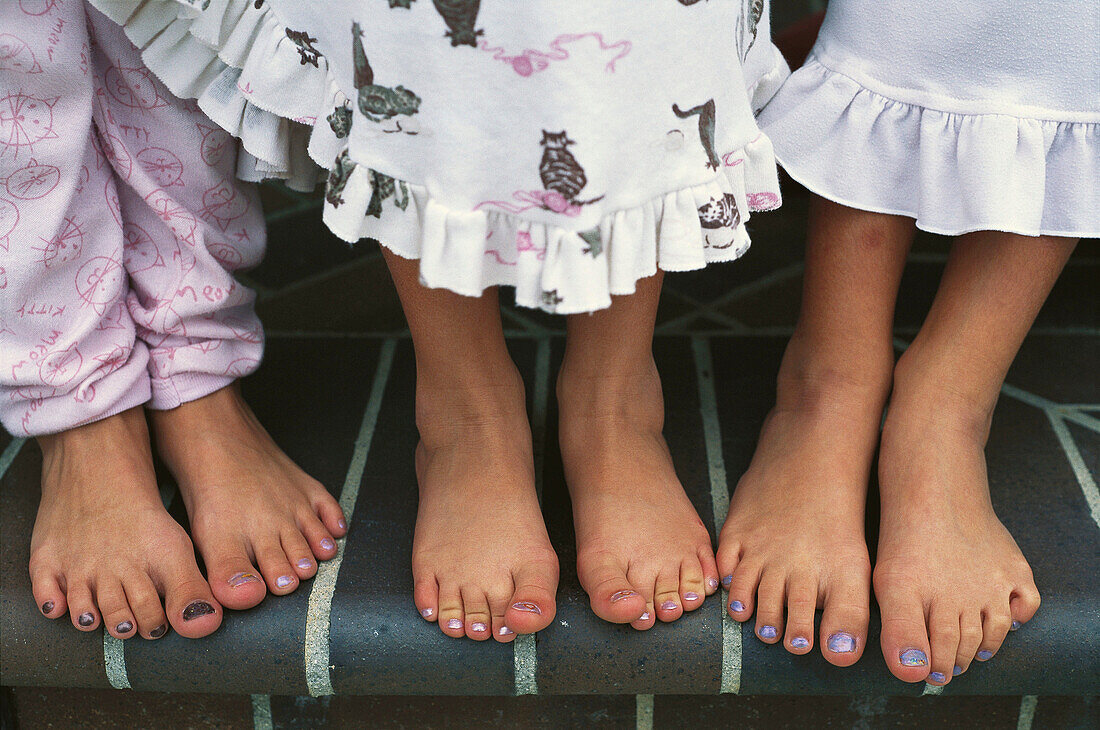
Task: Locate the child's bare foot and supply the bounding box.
[411,366,559,641]
[558,356,720,630]
[150,384,347,611]
[30,407,222,639]
[717,335,884,661]
[873,371,1040,685]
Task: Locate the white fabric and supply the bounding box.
[758,0,1100,238]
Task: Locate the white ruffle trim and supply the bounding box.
[91,0,785,313]
[758,55,1100,238]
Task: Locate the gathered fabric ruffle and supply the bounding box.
[759,55,1100,238]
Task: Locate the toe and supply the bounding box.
[698,545,721,596]
[282,530,318,580]
[254,540,300,596]
[162,561,222,639]
[437,586,465,638]
[630,601,656,631]
[783,573,818,655]
[97,579,137,639]
[462,589,492,641]
[201,538,265,611]
[679,558,707,612]
[926,605,961,686]
[299,512,338,562]
[311,490,347,538]
[31,567,66,619]
[976,602,1013,663]
[654,569,684,623]
[579,552,642,624]
[123,575,168,640]
[67,582,99,631]
[726,560,758,622]
[715,534,741,587]
[413,575,439,622]
[819,574,870,667]
[506,558,558,633]
[955,612,984,674]
[753,570,785,644]
[1009,582,1040,630]
[488,594,515,644]
[877,585,931,682]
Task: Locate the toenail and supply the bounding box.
[182,601,216,621]
[150,625,168,639]
[660,600,678,611]
[78,612,95,627]
[827,632,857,653]
[471,622,487,632]
[447,618,463,630]
[228,572,261,588]
[977,649,994,661]
[610,590,638,603]
[639,612,651,621]
[41,601,54,615]
[338,518,347,530]
[499,626,514,636]
[1011,620,1022,631]
[928,671,946,684]
[721,575,732,589]
[115,621,133,634]
[276,575,294,588]
[707,578,719,590]
[684,592,701,602]
[899,648,928,666]
[512,601,542,615]
[729,600,745,613]
[420,608,434,618]
[953,665,963,676]
[790,637,810,650]
[758,625,778,640]
[320,538,335,551]
[297,559,313,570]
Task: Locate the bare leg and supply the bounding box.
[384,251,558,640]
[558,272,719,629]
[875,231,1075,683]
[717,197,914,663]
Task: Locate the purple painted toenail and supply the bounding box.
[228,572,261,588]
[610,590,638,602]
[827,632,857,653]
[729,600,745,613]
[953,665,963,676]
[320,538,335,551]
[471,622,487,632]
[1011,620,1022,631]
[116,621,133,634]
[660,601,678,611]
[447,618,463,630]
[150,625,167,639]
[639,612,651,621]
[182,601,215,621]
[41,601,54,615]
[707,578,719,590]
[899,648,928,666]
[758,625,778,640]
[338,518,347,530]
[928,671,946,684]
[499,626,514,636]
[790,637,810,650]
[276,575,294,588]
[512,601,542,615]
[420,608,434,618]
[78,612,95,627]
[297,559,313,570]
[721,575,733,589]
[977,649,994,661]
[684,592,701,602]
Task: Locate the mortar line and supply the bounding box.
[1016,695,1039,730]
[635,694,655,730]
[0,438,26,479]
[103,635,130,690]
[251,694,274,730]
[304,339,396,696]
[657,261,804,333]
[1046,410,1100,529]
[921,682,944,696]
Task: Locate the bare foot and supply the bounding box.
[150,384,347,611]
[411,366,559,641]
[717,339,882,662]
[558,358,719,630]
[874,376,1040,685]
[30,407,222,639]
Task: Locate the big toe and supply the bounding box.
[505,560,559,633]
[578,553,644,624]
[162,560,223,639]
[877,585,931,683]
[201,541,266,611]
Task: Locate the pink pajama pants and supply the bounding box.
[0,2,266,437]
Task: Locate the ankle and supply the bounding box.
[773,333,894,418]
[556,354,663,429]
[414,363,529,449]
[888,353,996,446]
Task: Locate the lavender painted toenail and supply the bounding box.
[610,590,638,602]
[953,665,963,676]
[320,538,335,551]
[182,601,215,621]
[116,621,133,634]
[684,592,701,602]
[420,608,434,618]
[721,575,733,589]
[297,559,313,570]
[276,575,294,588]
[977,649,994,661]
[729,600,745,612]
[471,622,487,632]
[928,671,946,684]
[150,625,167,639]
[499,626,514,636]
[790,637,810,650]
[338,518,347,530]
[900,648,928,666]
[758,625,778,640]
[707,578,719,590]
[1011,620,1022,631]
[78,612,95,627]
[639,612,651,621]
[228,572,260,588]
[41,601,54,615]
[827,632,857,653]
[447,618,463,630]
[660,601,678,611]
[512,601,542,615]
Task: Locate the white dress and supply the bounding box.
[758,0,1100,238]
[89,0,790,313]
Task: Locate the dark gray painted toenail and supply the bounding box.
[41,601,54,615]
[150,624,168,639]
[116,621,134,634]
[78,612,95,627]
[182,601,216,621]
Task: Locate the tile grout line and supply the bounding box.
[656,261,805,334]
[921,682,944,696]
[304,338,397,697]
[251,693,274,730]
[513,337,551,696]
[0,438,26,479]
[635,694,654,730]
[1046,410,1100,529]
[1016,695,1039,730]
[691,337,741,695]
[102,635,130,690]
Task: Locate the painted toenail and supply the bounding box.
[721,575,733,589]
[182,601,216,621]
[276,575,294,588]
[707,578,719,590]
[512,601,542,615]
[420,608,434,618]
[1011,620,1022,631]
[977,650,994,661]
[610,590,638,602]
[639,612,651,621]
[953,665,963,676]
[447,618,463,630]
[790,637,810,650]
[228,572,261,588]
[471,622,487,632]
[827,632,857,653]
[320,538,335,551]
[928,671,946,684]
[116,621,133,634]
[499,626,514,636]
[78,612,95,627]
[660,601,678,611]
[338,518,347,530]
[297,559,313,570]
[729,600,745,612]
[41,601,54,615]
[150,625,168,639]
[684,592,701,602]
[758,625,778,640]
[899,648,928,666]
